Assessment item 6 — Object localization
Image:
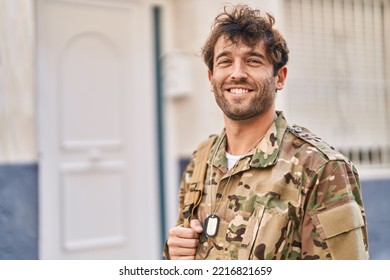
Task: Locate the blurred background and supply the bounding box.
[0,0,389,259]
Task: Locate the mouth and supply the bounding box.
[226,87,253,95]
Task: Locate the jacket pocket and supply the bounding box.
[249,202,296,260]
[229,199,297,260]
[225,202,265,260]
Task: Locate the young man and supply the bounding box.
[165,4,369,260]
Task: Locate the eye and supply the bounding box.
[247,58,262,66]
[216,59,231,66]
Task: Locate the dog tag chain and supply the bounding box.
[205,132,265,239]
[205,132,238,239]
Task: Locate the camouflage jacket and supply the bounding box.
[174,111,369,260]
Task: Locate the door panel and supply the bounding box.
[60,31,124,147]
[61,169,126,251]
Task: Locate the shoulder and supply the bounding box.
[287,124,350,164]
[185,134,218,173]
[195,134,218,154]
[190,134,218,164]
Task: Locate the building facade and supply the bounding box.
[0,0,389,259]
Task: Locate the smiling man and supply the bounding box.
[165,4,369,260]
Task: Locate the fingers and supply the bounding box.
[167,221,203,260]
[168,225,199,240]
[169,245,198,259]
[171,255,198,260]
[190,219,204,233]
[167,231,199,249]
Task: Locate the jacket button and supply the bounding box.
[294,126,303,133]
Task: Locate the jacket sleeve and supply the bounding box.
[301,160,369,259]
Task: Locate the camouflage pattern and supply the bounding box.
[174,111,369,259]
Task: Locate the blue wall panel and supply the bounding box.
[0,163,39,259]
[361,179,390,260]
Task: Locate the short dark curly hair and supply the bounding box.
[202,4,289,76]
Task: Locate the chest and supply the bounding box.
[195,161,303,259]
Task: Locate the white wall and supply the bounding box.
[0,0,36,162]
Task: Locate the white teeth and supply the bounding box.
[230,88,249,94]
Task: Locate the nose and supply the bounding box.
[231,61,248,80]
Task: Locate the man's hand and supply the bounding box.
[167,219,203,260]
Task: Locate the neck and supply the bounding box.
[224,106,276,155]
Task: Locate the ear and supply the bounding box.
[208,69,215,92]
[275,66,287,91]
[208,69,213,82]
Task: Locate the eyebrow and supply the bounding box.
[215,51,231,61]
[247,51,267,59]
[215,50,267,61]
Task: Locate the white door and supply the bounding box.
[37,0,160,259]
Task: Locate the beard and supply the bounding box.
[211,76,276,121]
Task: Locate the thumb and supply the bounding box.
[190,219,203,233]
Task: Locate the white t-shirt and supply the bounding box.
[225,152,242,170]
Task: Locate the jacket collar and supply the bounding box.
[249,111,288,168]
[208,111,288,172]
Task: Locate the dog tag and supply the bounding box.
[204,214,220,238]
